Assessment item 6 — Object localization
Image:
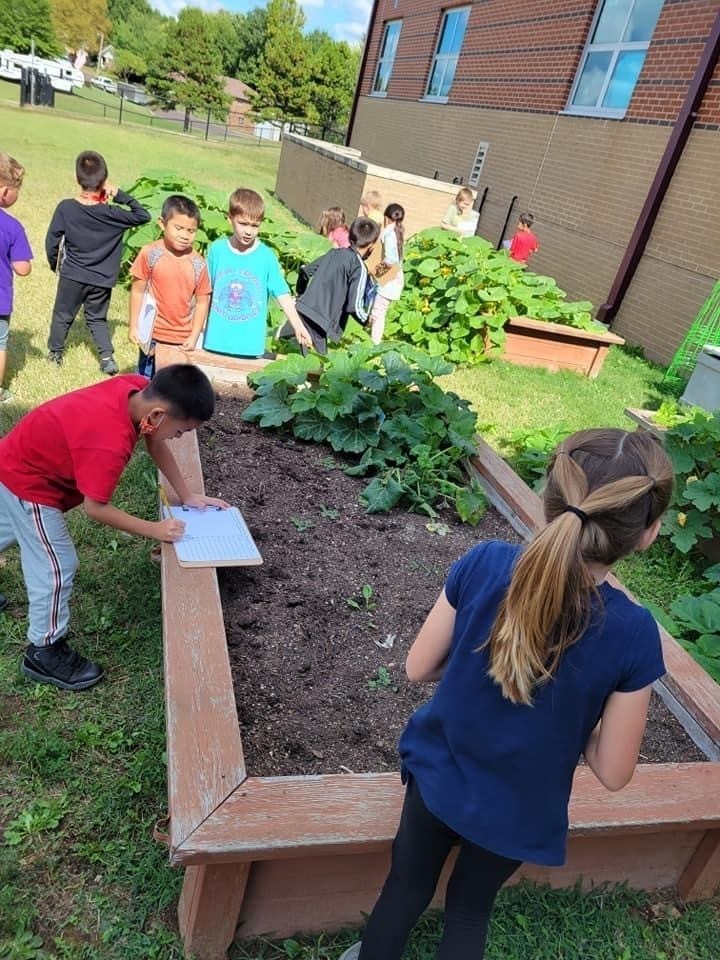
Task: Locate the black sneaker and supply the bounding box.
[47,351,63,366]
[0,593,7,612]
[21,638,104,691]
[100,356,119,375]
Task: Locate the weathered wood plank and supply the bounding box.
[677,830,720,901]
[179,862,250,960]
[468,439,544,532]
[506,316,625,345]
[172,764,720,865]
[235,831,701,939]
[160,431,246,853]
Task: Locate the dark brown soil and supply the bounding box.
[199,392,707,777]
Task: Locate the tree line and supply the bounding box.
[0,0,362,131]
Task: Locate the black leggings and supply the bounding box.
[359,778,521,960]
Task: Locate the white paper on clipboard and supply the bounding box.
[137,287,157,353]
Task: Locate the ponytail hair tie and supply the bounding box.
[564,505,588,524]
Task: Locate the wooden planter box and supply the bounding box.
[156,347,720,960]
[501,317,625,378]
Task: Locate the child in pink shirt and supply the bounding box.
[317,206,350,249]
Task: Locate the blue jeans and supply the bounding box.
[138,341,156,378]
[0,481,78,645]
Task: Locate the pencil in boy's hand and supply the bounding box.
[158,484,172,515]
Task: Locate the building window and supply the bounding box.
[424,6,470,102]
[373,20,402,96]
[468,141,489,187]
[567,0,664,118]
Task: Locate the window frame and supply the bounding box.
[422,5,471,104]
[371,19,403,98]
[565,0,664,120]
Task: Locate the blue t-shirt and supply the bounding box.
[204,238,289,357]
[399,541,665,867]
[0,208,33,316]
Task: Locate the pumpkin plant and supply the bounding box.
[120,173,329,288]
[384,228,598,365]
[661,407,720,555]
[243,343,487,523]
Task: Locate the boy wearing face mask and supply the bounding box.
[0,364,226,691]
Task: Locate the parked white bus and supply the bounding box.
[0,49,84,93]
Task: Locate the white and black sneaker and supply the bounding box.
[21,638,104,691]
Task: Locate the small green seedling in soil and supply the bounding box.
[425,521,451,536]
[368,666,392,690]
[347,583,376,611]
[290,516,314,532]
[319,503,340,520]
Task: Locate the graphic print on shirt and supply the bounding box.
[212,267,263,325]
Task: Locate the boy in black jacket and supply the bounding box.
[281,216,380,354]
[45,150,151,375]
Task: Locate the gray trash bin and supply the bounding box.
[681,346,720,411]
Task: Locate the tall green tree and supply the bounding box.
[109,0,168,80]
[208,10,246,78]
[251,0,312,121]
[146,7,230,129]
[234,6,267,87]
[306,30,360,132]
[0,0,59,57]
[49,0,110,54]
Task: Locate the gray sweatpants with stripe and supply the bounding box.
[0,480,78,646]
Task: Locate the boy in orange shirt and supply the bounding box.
[128,195,211,377]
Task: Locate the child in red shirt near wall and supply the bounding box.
[508,212,539,264]
[0,364,226,692]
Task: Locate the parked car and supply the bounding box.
[90,75,117,94]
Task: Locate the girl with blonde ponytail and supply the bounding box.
[339,429,674,960]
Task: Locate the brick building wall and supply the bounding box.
[348,0,720,363]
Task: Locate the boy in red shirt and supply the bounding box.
[0,364,226,691]
[508,212,539,264]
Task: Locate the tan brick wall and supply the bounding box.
[275,138,366,229]
[350,97,720,364]
[275,134,465,238]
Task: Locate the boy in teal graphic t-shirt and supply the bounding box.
[204,188,311,357]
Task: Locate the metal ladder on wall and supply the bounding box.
[664,279,720,385]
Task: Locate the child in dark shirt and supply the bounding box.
[280,217,380,354]
[45,150,151,374]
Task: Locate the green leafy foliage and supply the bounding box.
[120,173,329,289]
[661,407,720,555]
[385,228,599,365]
[243,343,487,523]
[0,0,59,57]
[647,566,720,685]
[504,423,574,490]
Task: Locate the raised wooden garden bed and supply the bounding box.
[156,346,720,960]
[502,317,625,378]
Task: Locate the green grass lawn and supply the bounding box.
[1,104,719,959]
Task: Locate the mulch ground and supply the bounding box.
[198,392,707,777]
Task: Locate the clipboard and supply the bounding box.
[163,505,263,567]
[136,287,157,354]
